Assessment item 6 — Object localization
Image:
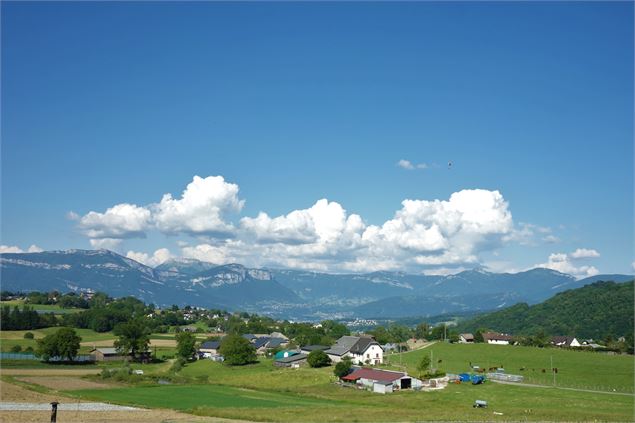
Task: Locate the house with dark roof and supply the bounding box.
[482,332,514,345]
[300,345,329,354]
[274,353,308,368]
[198,340,222,358]
[551,336,580,348]
[325,335,383,365]
[341,367,422,393]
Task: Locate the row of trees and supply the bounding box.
[0,305,57,330]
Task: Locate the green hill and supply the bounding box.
[456,280,633,339]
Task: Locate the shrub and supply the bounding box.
[334,357,353,378]
[23,332,34,339]
[11,345,22,353]
[25,346,34,353]
[307,350,332,368]
[171,357,186,373]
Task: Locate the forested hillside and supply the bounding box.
[456,280,634,339]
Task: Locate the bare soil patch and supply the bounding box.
[0,380,61,402]
[79,339,176,348]
[0,409,232,422]
[15,376,112,391]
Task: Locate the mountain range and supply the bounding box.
[1,249,631,321]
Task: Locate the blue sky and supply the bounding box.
[1,1,633,277]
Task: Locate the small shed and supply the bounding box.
[91,347,126,362]
[274,353,308,368]
[373,381,394,394]
[275,350,299,360]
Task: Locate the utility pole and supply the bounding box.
[551,356,555,386]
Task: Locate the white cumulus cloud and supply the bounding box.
[89,238,123,250]
[78,203,151,239]
[126,248,172,267]
[535,248,601,279]
[397,159,429,170]
[181,188,515,273]
[153,175,244,236]
[569,248,600,259]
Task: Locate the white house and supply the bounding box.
[325,335,383,365]
[482,332,513,345]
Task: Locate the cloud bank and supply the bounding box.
[73,175,566,273]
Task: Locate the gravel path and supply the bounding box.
[0,402,141,411]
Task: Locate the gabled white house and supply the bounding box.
[325,335,383,365]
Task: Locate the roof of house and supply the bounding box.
[334,336,361,350]
[253,337,271,349]
[275,353,308,364]
[460,333,474,340]
[269,332,289,341]
[266,338,285,348]
[551,336,576,345]
[301,345,330,352]
[350,336,381,354]
[200,341,221,350]
[342,368,405,383]
[482,332,513,342]
[242,334,257,341]
[324,346,350,356]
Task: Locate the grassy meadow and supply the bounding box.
[2,331,634,421]
[386,342,635,393]
[66,357,635,422]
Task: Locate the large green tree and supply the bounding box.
[113,319,150,359]
[219,334,256,365]
[175,331,197,360]
[36,327,81,362]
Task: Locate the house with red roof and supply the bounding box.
[341,367,422,393]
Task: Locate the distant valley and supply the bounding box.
[1,249,632,321]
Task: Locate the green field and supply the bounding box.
[0,300,83,314]
[67,361,635,422]
[3,332,634,421]
[387,343,635,393]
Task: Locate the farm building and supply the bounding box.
[459,333,474,343]
[91,347,128,362]
[274,353,308,368]
[482,332,513,345]
[341,368,422,393]
[275,350,299,359]
[198,340,221,357]
[325,335,384,365]
[300,345,329,354]
[551,336,581,347]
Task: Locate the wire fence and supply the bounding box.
[0,352,95,362]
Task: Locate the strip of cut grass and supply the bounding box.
[65,379,635,422]
[68,383,336,410]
